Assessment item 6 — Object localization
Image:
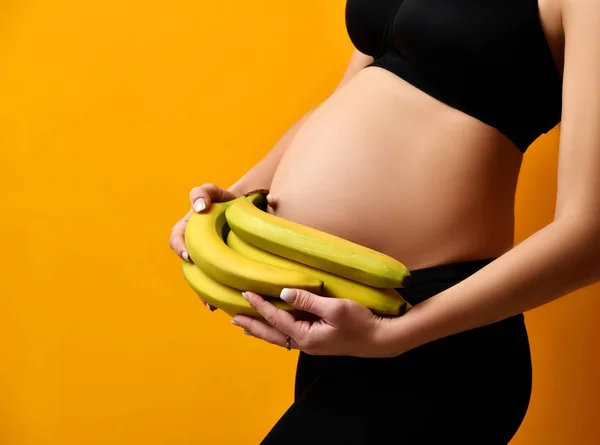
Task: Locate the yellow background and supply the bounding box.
[1,1,599,444]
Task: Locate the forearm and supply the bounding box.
[382,218,600,356]
[226,109,314,196]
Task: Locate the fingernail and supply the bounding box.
[193,198,206,212]
[241,292,248,301]
[205,303,212,311]
[243,330,252,336]
[182,251,190,262]
[231,319,240,326]
[280,288,296,302]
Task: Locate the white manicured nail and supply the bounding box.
[280,288,295,302]
[193,198,206,212]
[243,330,252,336]
[231,319,240,326]
[205,303,212,311]
[182,251,190,262]
[241,292,248,301]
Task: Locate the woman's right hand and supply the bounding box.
[170,183,240,312]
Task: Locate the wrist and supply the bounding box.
[373,317,409,358]
[374,304,432,358]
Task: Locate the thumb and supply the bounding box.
[190,183,239,213]
[280,288,338,319]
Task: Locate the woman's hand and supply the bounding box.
[232,288,398,358]
[170,183,240,311]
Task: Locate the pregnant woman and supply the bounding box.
[170,0,600,443]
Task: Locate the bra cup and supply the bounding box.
[344,0,562,152]
[345,0,405,57]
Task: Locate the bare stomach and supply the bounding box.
[268,66,524,271]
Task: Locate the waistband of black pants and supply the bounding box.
[395,257,498,306]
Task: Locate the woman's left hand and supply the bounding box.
[231,288,397,358]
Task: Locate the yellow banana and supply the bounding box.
[226,230,410,316]
[181,260,297,318]
[183,198,323,298]
[225,193,412,289]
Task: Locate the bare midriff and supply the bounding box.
[268,66,524,271]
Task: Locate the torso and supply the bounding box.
[267,0,564,271]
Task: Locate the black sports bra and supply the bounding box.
[345,0,563,153]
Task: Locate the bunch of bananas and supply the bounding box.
[181,191,412,319]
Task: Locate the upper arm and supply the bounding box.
[553,0,600,231]
[333,48,374,93]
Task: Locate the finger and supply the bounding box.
[203,301,218,312]
[233,315,297,349]
[170,209,194,261]
[189,183,238,213]
[240,291,300,338]
[279,288,343,321]
[196,297,217,312]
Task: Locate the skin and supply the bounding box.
[170,0,600,357]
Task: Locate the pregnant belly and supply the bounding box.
[268,67,523,271]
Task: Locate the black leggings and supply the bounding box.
[260,258,532,445]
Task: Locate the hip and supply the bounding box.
[263,257,533,444]
[294,257,532,403]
